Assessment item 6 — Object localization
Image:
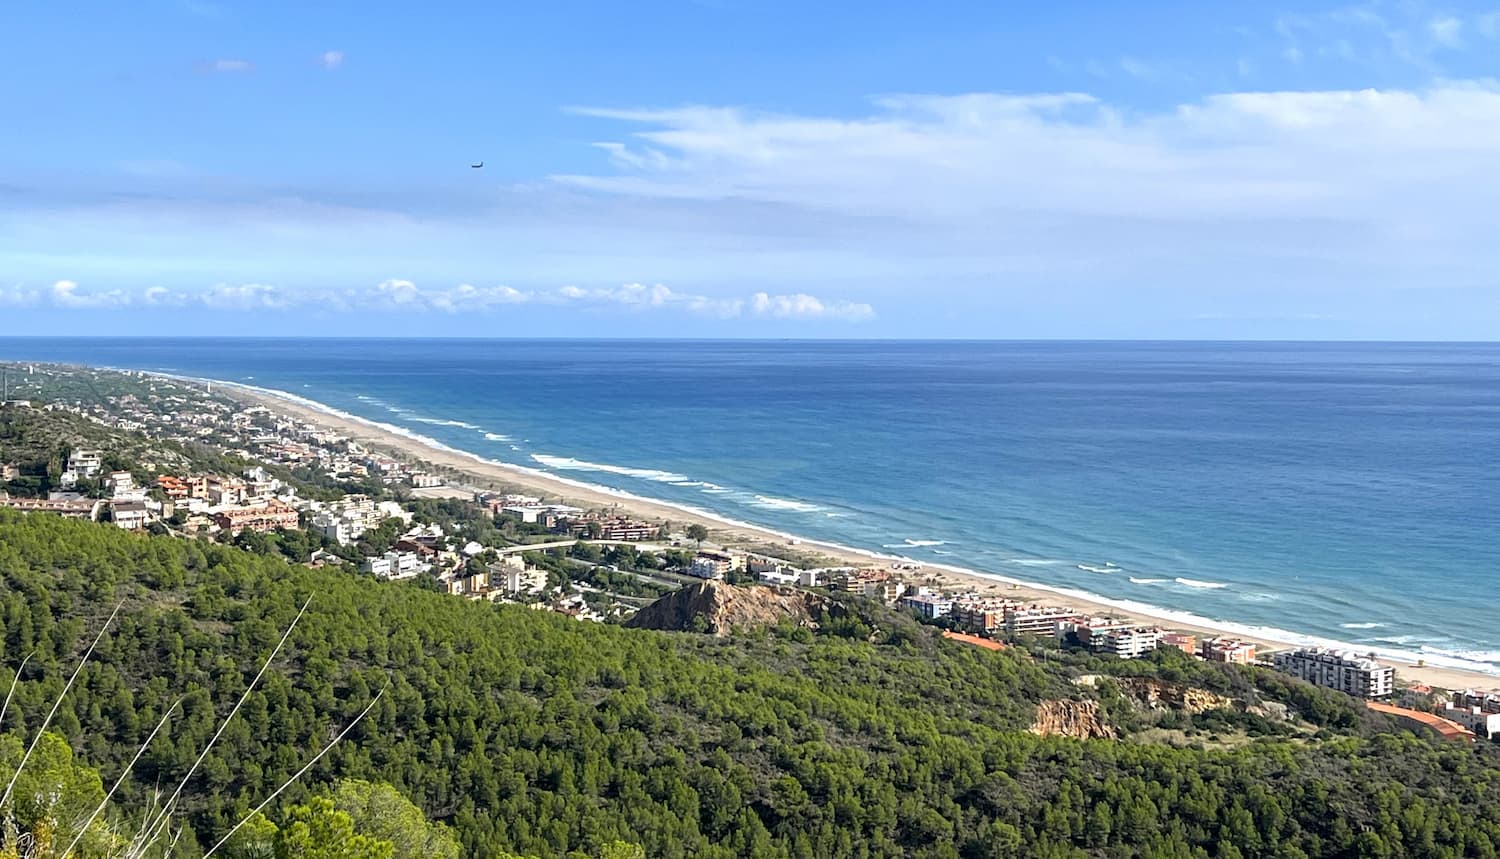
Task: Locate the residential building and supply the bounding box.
[206,478,246,506]
[1456,689,1500,715]
[363,551,425,580]
[563,516,659,541]
[212,499,300,535]
[745,556,781,575]
[689,552,732,580]
[1004,606,1080,639]
[1159,632,1198,654]
[899,592,954,620]
[758,570,799,586]
[1443,705,1500,740]
[1201,638,1258,665]
[410,472,444,488]
[1064,620,1162,659]
[110,499,151,531]
[67,449,103,478]
[154,475,190,499]
[502,505,549,524]
[798,569,822,588]
[860,579,906,603]
[495,564,547,595]
[834,569,889,592]
[951,604,1006,634]
[106,471,134,494]
[1272,648,1395,699]
[447,570,489,597]
[0,463,18,481]
[0,496,103,520]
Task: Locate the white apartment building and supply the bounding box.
[1005,606,1080,639]
[1065,619,1162,659]
[899,593,954,620]
[689,552,733,580]
[362,551,425,580]
[1273,648,1395,699]
[67,449,103,478]
[1443,705,1500,740]
[502,566,548,595]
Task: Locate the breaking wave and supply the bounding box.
[530,454,689,484]
[1174,577,1229,589]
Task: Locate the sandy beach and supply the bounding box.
[220,381,1498,694]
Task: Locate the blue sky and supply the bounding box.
[4,0,1500,338]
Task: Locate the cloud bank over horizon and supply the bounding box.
[0,279,876,323]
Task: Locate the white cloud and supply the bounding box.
[7,280,874,322]
[556,84,1500,237]
[51,280,132,308]
[1429,16,1463,47]
[320,50,345,70]
[210,59,253,73]
[750,292,874,321]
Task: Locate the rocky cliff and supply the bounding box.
[625,581,838,636]
[1030,699,1117,739]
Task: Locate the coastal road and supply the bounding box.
[495,539,675,555]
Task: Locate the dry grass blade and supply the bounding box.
[201,682,389,859]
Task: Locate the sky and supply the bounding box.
[4,0,1500,338]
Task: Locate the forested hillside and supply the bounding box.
[1,511,1498,857]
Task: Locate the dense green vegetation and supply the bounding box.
[0,512,1498,857]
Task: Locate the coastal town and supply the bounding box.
[2,363,1497,744]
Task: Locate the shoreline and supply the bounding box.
[186,374,1498,693]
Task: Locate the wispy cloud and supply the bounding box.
[208,58,253,73]
[319,50,345,70]
[1272,3,1485,72]
[0,280,876,322]
[1118,57,1164,81]
[1428,15,1464,47]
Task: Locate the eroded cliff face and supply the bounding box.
[625,581,837,635]
[1030,699,1117,739]
[1116,677,1233,714]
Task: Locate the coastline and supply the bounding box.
[197,375,1498,693]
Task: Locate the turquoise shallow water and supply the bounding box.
[3,338,1497,676]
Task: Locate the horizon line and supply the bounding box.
[2,335,1500,345]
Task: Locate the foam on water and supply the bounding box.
[483,432,511,441]
[1175,577,1229,590]
[530,453,690,484]
[1421,645,1500,666]
[884,539,946,548]
[1341,622,1384,630]
[1077,564,1115,574]
[411,416,481,429]
[1129,577,1167,584]
[750,495,822,513]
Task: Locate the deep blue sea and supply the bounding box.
[3,338,1496,676]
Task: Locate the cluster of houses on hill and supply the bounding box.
[474,491,661,542]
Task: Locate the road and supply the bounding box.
[494,539,675,555]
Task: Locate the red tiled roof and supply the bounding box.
[1367,701,1475,742]
[942,630,1006,651]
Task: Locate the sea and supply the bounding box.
[2,338,1496,677]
